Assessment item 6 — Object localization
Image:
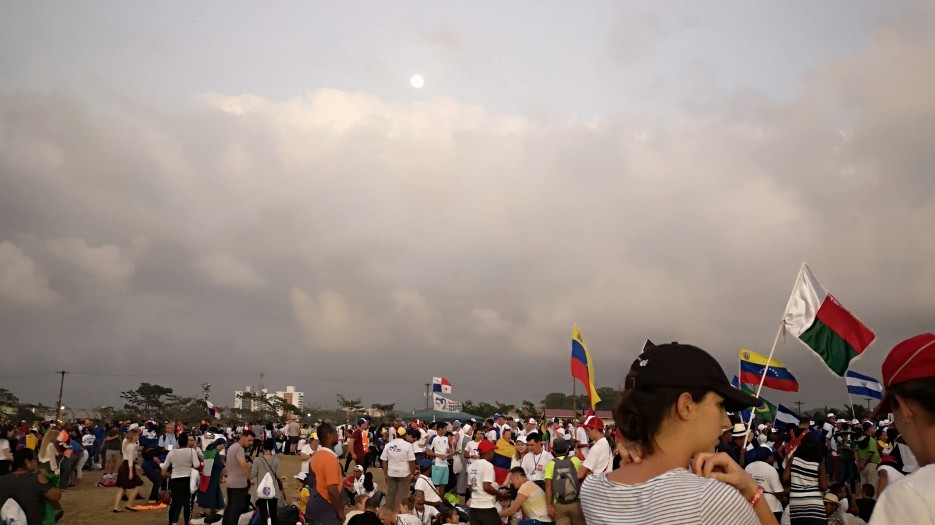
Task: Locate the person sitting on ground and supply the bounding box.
[438,507,463,524]
[0,448,63,525]
[396,496,424,525]
[499,466,553,523]
[347,495,381,525]
[824,493,847,525]
[344,494,369,525]
[410,489,439,525]
[867,333,935,524]
[850,484,875,523]
[413,459,443,508]
[578,341,776,525]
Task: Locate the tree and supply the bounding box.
[518,400,539,420]
[462,400,496,418]
[0,388,20,416]
[120,383,175,421]
[371,403,396,418]
[595,387,618,411]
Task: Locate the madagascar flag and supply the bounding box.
[571,325,601,409]
[739,349,799,392]
[783,264,876,376]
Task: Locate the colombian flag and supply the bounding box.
[739,349,799,392]
[571,325,601,409]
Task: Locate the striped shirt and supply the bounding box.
[580,469,759,525]
[788,457,824,521]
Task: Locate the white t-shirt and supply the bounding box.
[575,427,589,457]
[431,435,450,467]
[464,441,480,466]
[397,514,422,525]
[580,469,759,525]
[299,443,315,474]
[582,437,611,475]
[0,439,10,461]
[745,460,784,513]
[486,429,499,442]
[81,434,96,447]
[414,475,442,503]
[467,459,498,509]
[414,429,427,454]
[516,479,551,521]
[877,464,906,485]
[870,464,935,524]
[381,437,416,478]
[521,450,554,481]
[413,505,439,525]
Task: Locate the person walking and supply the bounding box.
[251,438,282,525]
[380,426,417,511]
[197,436,226,521]
[112,426,144,512]
[222,430,255,525]
[161,431,201,525]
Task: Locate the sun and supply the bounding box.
[410,74,425,89]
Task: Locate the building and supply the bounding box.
[276,386,304,414]
[234,385,304,417]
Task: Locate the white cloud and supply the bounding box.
[196,253,266,290]
[0,241,59,306]
[471,307,510,336]
[290,288,356,350]
[47,237,138,290]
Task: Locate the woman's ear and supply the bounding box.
[675,392,696,421]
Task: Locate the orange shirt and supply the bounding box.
[309,448,342,502]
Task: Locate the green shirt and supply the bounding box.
[856,436,879,464]
[837,436,854,461]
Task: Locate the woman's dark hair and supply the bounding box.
[0,425,10,440]
[889,378,935,418]
[266,422,274,430]
[263,438,275,451]
[13,447,35,470]
[363,471,375,492]
[796,432,824,462]
[178,432,190,446]
[439,507,459,524]
[614,358,707,455]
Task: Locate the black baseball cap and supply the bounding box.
[630,342,761,413]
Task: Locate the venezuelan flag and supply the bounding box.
[739,349,799,392]
[571,325,602,409]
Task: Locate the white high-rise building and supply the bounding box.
[234,385,304,417]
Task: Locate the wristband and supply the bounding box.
[748,487,764,506]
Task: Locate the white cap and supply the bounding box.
[528,418,537,425]
[757,434,768,445]
[851,419,860,425]
[515,435,527,443]
[128,423,140,431]
[809,421,815,426]
[756,424,767,431]
[827,413,836,418]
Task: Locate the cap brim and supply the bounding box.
[714,384,762,413]
[872,394,892,418]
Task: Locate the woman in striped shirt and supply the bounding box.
[579,342,779,525]
[782,432,828,524]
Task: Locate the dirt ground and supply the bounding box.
[60,455,383,525]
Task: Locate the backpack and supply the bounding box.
[257,471,277,499]
[552,456,579,503]
[1,498,28,525]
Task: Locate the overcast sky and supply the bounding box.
[2,1,933,417]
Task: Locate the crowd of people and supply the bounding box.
[0,332,932,525]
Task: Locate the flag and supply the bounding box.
[571,325,602,409]
[846,370,884,400]
[432,394,462,413]
[206,400,220,418]
[739,349,799,392]
[783,264,876,376]
[432,377,452,394]
[731,376,777,421]
[199,446,218,492]
[774,404,801,427]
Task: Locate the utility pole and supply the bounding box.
[54,370,69,422]
[424,383,430,411]
[794,401,804,417]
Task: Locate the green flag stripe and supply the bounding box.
[799,317,860,376]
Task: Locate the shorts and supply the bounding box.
[289,436,300,445]
[106,450,121,461]
[431,465,449,486]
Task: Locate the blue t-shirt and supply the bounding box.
[94,426,106,441]
[69,439,83,455]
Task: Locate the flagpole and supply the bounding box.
[845,381,857,421]
[742,263,807,450]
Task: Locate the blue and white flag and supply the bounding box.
[774,404,800,427]
[846,370,884,400]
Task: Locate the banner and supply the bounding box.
[433,393,462,413]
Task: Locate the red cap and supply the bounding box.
[477,439,496,454]
[582,415,604,430]
[873,333,935,416]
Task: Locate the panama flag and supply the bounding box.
[571,325,601,409]
[206,400,220,418]
[432,377,452,394]
[783,264,876,376]
[846,370,884,400]
[740,349,799,392]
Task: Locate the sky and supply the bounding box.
[2,1,934,417]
